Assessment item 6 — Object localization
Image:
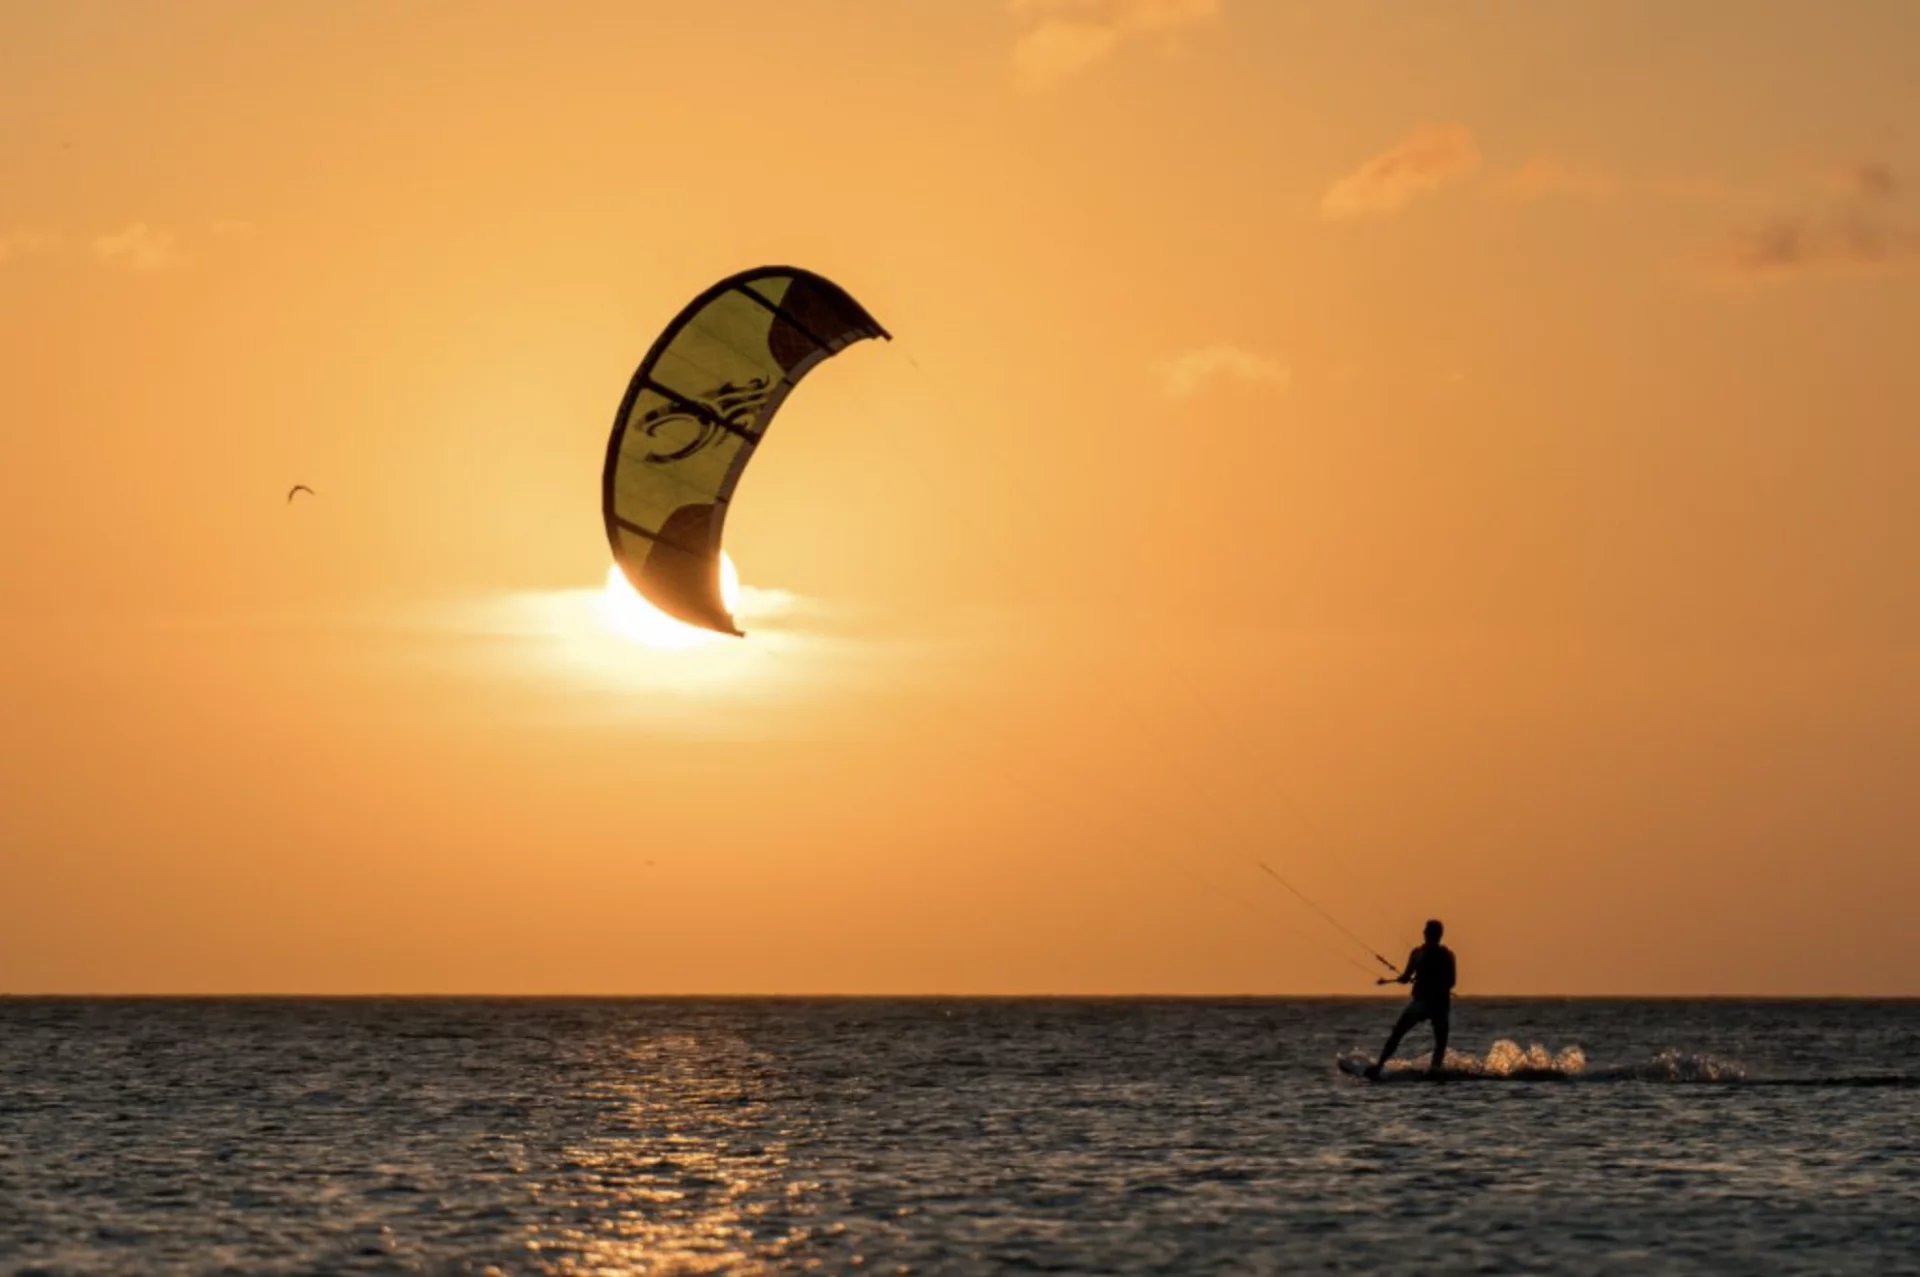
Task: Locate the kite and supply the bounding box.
[286,485,314,503]
[601,267,888,635]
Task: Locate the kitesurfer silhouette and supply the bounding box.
[1366,919,1456,1079]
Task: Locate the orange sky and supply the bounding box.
[4,1,1917,994]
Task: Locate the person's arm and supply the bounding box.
[1375,949,1418,986]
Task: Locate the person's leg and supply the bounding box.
[1428,1007,1450,1073]
[1374,1005,1424,1071]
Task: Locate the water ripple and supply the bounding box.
[0,999,1916,1274]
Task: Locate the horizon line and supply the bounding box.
[4,992,1917,1002]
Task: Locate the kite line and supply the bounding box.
[1255,861,1397,974]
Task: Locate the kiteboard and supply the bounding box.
[1339,1056,1589,1083]
[1339,1057,1468,1082]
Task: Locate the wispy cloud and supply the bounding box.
[1156,344,1289,398]
[1830,161,1896,202]
[1642,174,1738,203]
[1492,157,1619,203]
[1321,123,1482,221]
[1355,146,1734,214]
[1009,0,1219,91]
[1706,162,1919,283]
[92,222,184,271]
[400,578,896,727]
[0,227,62,265]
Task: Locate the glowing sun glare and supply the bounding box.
[598,554,740,649]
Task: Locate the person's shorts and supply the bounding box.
[1402,998,1450,1027]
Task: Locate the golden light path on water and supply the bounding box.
[529,1028,823,1276]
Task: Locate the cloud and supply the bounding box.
[1009,0,1219,91]
[1707,162,1919,283]
[1719,216,1919,278]
[1157,344,1289,398]
[1642,175,1738,203]
[378,579,899,728]
[0,227,62,264]
[1493,157,1618,203]
[4,220,248,271]
[1833,161,1896,202]
[92,222,183,271]
[1321,123,1482,220]
[1487,158,1742,207]
[1011,20,1122,88]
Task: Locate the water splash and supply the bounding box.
[1340,1040,1750,1083]
[1627,1048,1747,1083]
[1471,1040,1590,1077]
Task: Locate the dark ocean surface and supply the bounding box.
[2,999,1916,1274]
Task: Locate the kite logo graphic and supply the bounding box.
[641,376,774,464]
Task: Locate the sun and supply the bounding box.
[598,553,741,649]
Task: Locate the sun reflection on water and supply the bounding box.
[523,1031,829,1275]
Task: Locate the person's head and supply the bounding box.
[1424,919,1444,943]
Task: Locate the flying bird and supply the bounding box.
[286,484,315,504]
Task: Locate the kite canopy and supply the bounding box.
[601,267,889,635]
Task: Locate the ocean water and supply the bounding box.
[1,999,1916,1275]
